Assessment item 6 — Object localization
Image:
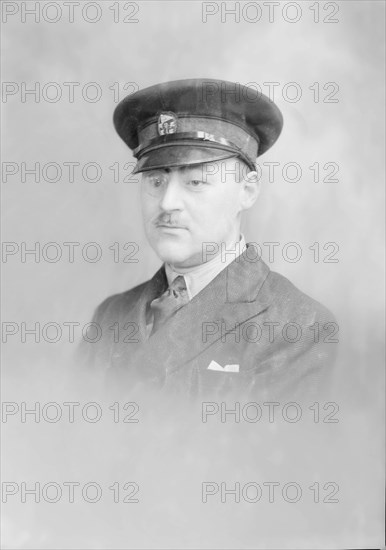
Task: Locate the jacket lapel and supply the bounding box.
[109,265,167,361]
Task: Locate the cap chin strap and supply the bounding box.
[133,131,257,172]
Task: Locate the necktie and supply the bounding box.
[149,275,189,335]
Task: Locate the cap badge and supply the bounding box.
[158,112,178,136]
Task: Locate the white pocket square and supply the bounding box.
[207,360,239,373]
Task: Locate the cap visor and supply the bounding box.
[133,145,241,174]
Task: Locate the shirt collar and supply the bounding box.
[165,234,246,300]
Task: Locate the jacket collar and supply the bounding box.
[148,241,268,304]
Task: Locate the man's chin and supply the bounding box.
[157,250,191,267]
[152,241,195,267]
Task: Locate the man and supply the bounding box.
[82,79,337,400]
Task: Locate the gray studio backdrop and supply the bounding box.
[2,1,385,549]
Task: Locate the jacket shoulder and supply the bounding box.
[92,280,149,323]
[263,269,335,324]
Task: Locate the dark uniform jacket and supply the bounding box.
[81,244,337,401]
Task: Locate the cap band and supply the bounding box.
[137,115,258,163]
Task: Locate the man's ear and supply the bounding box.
[240,170,261,210]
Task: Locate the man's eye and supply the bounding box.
[150,177,164,187]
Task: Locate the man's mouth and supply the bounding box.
[155,223,187,230]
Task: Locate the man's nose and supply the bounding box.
[159,176,183,211]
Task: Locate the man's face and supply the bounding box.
[140,157,256,269]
